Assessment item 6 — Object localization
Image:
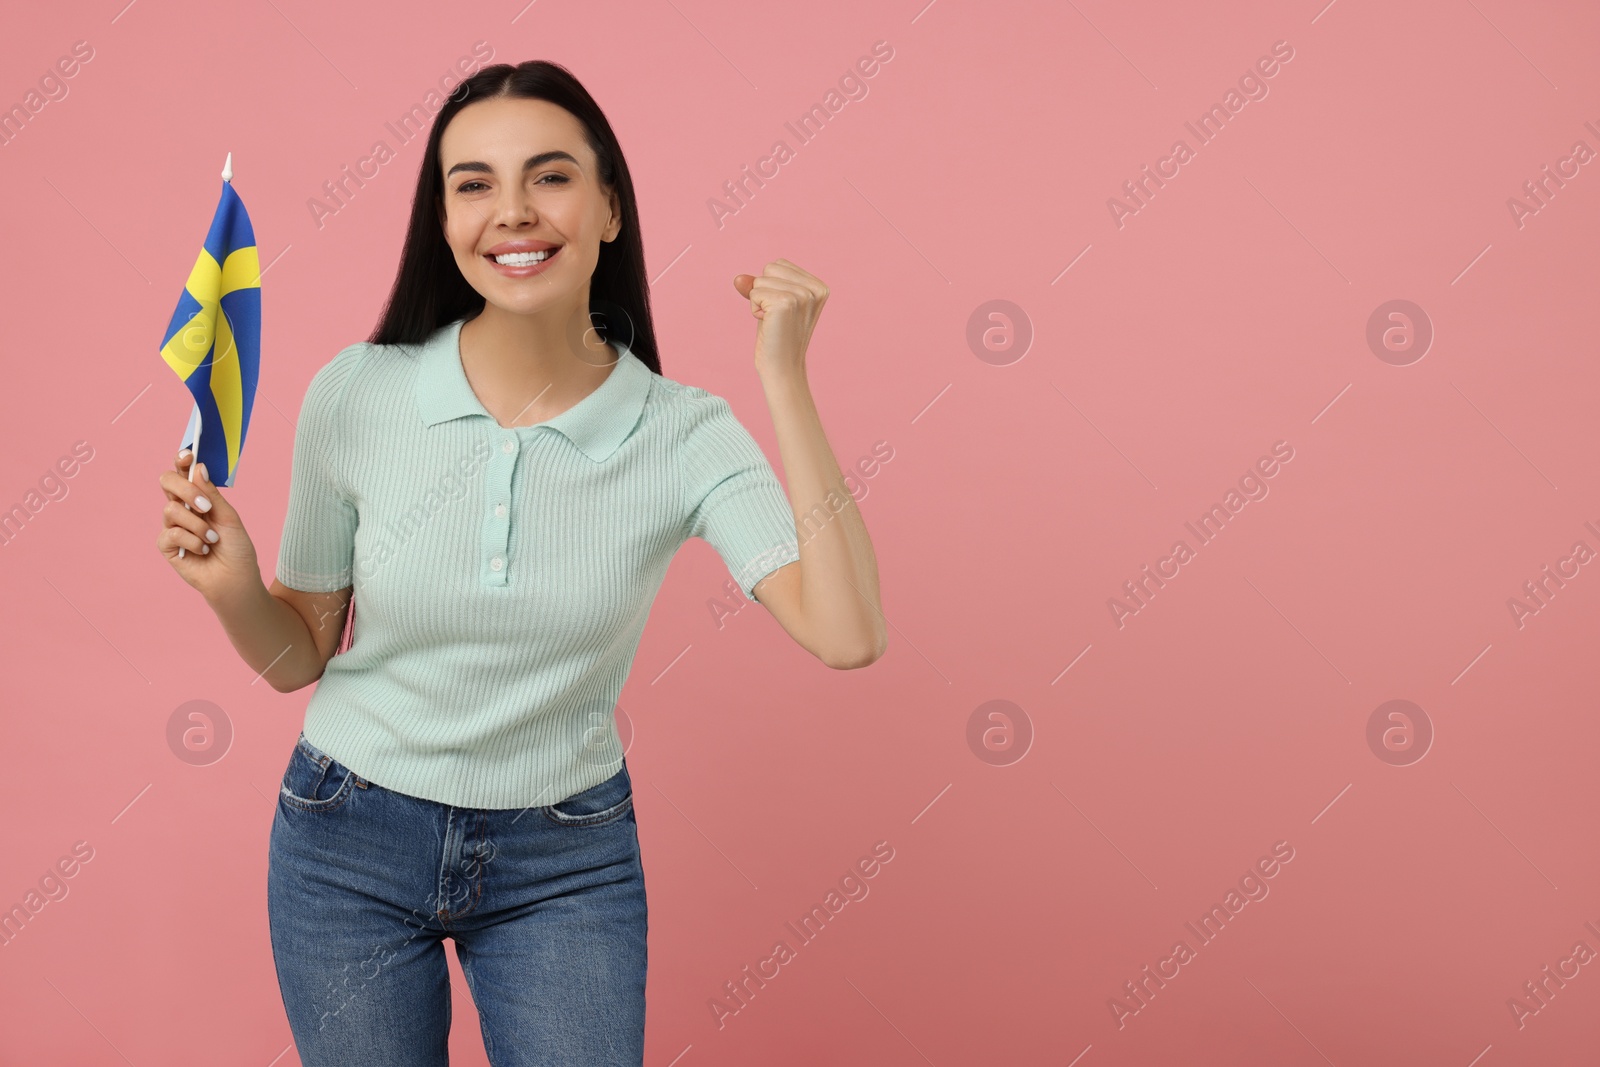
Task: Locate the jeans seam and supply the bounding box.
[280,770,357,812]
[438,813,488,926]
[541,792,634,827]
[282,737,359,813]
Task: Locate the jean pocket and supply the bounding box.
[543,763,634,827]
[280,733,364,813]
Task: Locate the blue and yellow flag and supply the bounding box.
[159,169,260,487]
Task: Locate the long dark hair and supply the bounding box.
[338,60,658,659]
[367,59,660,375]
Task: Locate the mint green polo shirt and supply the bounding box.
[275,317,800,809]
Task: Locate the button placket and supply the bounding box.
[482,431,520,585]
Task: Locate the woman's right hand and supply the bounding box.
[157,449,262,602]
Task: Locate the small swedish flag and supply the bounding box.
[159,153,261,488]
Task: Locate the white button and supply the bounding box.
[494,503,507,517]
[490,556,504,571]
[501,439,515,454]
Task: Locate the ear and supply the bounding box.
[603,188,622,243]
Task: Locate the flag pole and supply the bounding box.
[177,151,231,561]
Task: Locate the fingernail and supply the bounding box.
[205,528,219,543]
[179,449,192,459]
[197,462,209,482]
[195,495,212,512]
[201,544,210,554]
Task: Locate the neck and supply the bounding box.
[464,296,616,372]
[459,297,620,429]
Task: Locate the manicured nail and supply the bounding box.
[179,449,192,460]
[201,544,210,554]
[195,495,212,512]
[197,462,209,482]
[205,528,219,543]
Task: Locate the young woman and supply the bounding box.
[155,60,885,1066]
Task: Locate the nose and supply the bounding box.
[492,181,536,227]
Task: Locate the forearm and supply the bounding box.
[760,368,886,661]
[207,578,325,693]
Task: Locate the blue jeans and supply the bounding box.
[268,732,648,1066]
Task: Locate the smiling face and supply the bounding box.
[437,96,621,319]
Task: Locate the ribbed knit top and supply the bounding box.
[275,316,800,809]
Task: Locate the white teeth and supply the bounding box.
[492,248,555,266]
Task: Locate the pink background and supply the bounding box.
[2,0,1598,1064]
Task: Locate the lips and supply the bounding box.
[484,244,562,277]
[488,247,557,265]
[483,239,561,256]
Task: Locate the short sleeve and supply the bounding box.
[679,389,800,600]
[275,343,366,593]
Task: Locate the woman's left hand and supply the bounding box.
[732,259,828,379]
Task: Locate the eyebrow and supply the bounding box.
[445,150,579,179]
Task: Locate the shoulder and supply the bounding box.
[304,333,435,421]
[648,368,717,406]
[303,340,375,414]
[647,371,744,443]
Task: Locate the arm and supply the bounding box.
[158,449,352,692]
[210,579,350,693]
[735,260,887,669]
[157,344,365,690]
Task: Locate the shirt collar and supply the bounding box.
[413,317,652,462]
